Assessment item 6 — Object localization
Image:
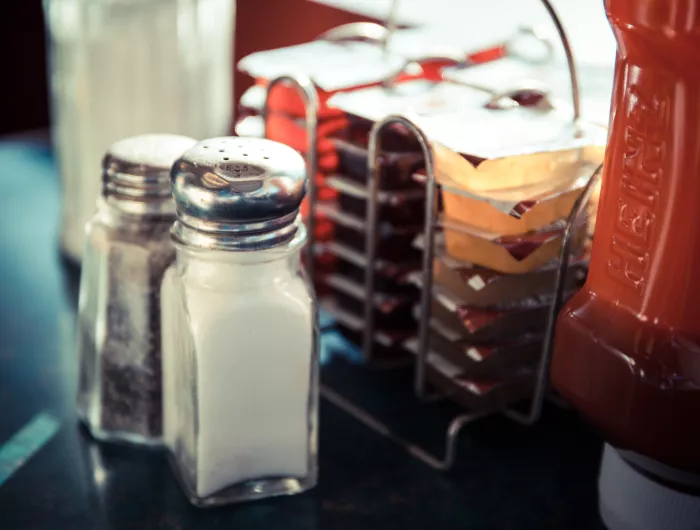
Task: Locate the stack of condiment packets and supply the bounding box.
[233,24,516,293]
[322,81,502,362]
[320,115,426,361]
[327,60,607,410]
[411,68,605,412]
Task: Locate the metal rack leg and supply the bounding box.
[321,384,486,471]
[503,163,603,426]
[263,75,320,280]
[366,115,438,398]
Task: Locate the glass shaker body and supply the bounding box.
[77,201,176,445]
[43,0,235,262]
[76,133,196,446]
[161,230,319,506]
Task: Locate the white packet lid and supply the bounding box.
[238,40,406,92]
[385,26,514,62]
[239,84,266,111]
[328,78,605,160]
[416,106,606,161]
[234,115,264,138]
[442,57,551,94]
[327,79,490,124]
[442,59,615,127]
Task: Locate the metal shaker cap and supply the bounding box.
[171,137,308,251]
[102,134,198,215]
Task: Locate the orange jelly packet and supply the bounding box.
[432,142,604,236]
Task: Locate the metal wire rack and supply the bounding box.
[257,0,603,470]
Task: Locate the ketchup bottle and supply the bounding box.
[551,1,700,528]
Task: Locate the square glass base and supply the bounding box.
[167,452,318,507]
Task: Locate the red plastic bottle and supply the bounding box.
[551,1,700,528]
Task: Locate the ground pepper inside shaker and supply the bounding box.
[76,133,198,446]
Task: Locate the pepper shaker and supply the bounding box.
[77,134,198,446]
[161,137,319,506]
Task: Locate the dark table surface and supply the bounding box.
[0,140,606,530]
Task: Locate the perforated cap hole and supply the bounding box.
[223,157,229,161]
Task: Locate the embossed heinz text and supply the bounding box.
[606,66,669,293]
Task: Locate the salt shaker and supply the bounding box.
[77,134,198,446]
[161,137,318,506]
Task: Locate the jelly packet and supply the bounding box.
[414,349,535,412]
[410,242,587,309]
[404,332,542,379]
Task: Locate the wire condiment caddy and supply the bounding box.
[252,0,606,470]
